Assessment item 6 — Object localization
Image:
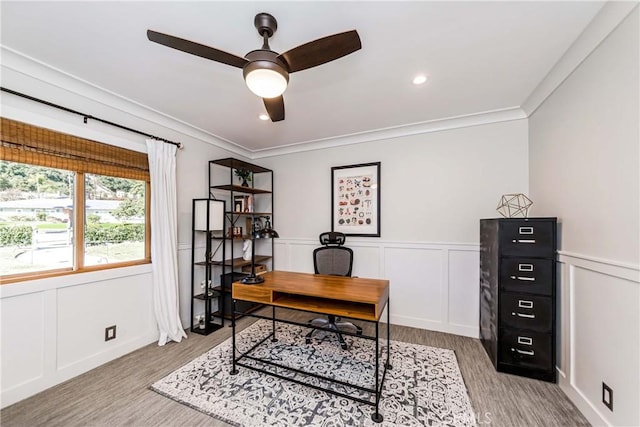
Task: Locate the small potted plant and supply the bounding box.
[234,168,252,187]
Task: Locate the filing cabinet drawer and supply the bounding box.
[499,329,552,371]
[500,258,553,296]
[500,221,555,258]
[500,293,552,332]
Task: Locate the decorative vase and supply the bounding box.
[241,178,248,187]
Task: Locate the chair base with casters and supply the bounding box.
[306,231,362,350]
[305,315,363,350]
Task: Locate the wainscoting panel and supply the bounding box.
[0,292,46,390]
[558,252,640,427]
[273,239,480,338]
[285,242,315,274]
[384,246,443,329]
[448,249,481,336]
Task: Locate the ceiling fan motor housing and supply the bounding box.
[243,49,290,85]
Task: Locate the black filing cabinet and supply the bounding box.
[480,217,557,382]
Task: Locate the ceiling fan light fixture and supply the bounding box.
[243,60,289,99]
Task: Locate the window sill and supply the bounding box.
[0,260,153,298]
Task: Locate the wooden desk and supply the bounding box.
[231,270,391,423]
[232,270,389,321]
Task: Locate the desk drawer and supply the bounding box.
[499,329,552,371]
[500,293,552,332]
[233,285,272,303]
[500,258,553,296]
[500,221,555,258]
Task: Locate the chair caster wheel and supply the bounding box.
[356,328,363,336]
[340,343,348,350]
[306,338,311,344]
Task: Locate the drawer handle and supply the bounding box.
[512,348,535,356]
[510,275,535,282]
[519,227,534,235]
[512,239,536,244]
[518,264,534,272]
[518,300,534,308]
[517,336,533,345]
[512,312,535,319]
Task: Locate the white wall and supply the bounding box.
[529,8,639,426]
[0,51,244,407]
[259,119,529,335]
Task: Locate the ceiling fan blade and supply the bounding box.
[278,30,361,73]
[147,30,248,69]
[263,96,285,122]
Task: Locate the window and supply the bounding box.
[0,117,151,283]
[0,162,74,276]
[84,174,146,266]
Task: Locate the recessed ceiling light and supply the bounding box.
[258,114,270,121]
[412,74,428,85]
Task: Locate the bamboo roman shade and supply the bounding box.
[0,117,150,181]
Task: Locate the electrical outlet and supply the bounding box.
[602,382,613,411]
[105,325,116,341]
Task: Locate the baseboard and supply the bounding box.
[391,314,479,338]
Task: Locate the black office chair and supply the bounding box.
[305,232,362,350]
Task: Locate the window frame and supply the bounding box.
[0,119,152,284]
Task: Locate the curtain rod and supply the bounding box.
[0,87,183,149]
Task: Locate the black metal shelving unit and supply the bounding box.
[190,198,227,335]
[208,158,274,320]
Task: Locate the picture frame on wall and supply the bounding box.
[331,162,381,237]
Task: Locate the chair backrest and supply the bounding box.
[313,232,353,277]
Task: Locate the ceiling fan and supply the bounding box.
[147,13,362,122]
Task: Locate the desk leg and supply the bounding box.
[386,298,392,370]
[230,298,238,375]
[271,306,278,342]
[372,320,383,423]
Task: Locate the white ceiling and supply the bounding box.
[1,1,604,152]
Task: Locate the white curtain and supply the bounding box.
[146,139,187,346]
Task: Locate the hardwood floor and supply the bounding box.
[1,309,589,426]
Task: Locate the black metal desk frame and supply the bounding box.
[231,298,391,423]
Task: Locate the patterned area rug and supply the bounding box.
[151,320,475,426]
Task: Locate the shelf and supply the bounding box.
[226,211,272,216]
[193,291,221,300]
[209,255,272,268]
[210,158,271,174]
[211,184,271,195]
[198,157,273,335]
[191,323,223,335]
[212,235,252,240]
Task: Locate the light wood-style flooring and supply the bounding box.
[1,309,589,426]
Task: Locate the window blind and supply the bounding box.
[0,117,150,181]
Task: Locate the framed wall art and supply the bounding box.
[331,162,381,237]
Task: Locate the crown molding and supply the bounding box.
[1,46,529,160]
[522,2,638,117]
[250,107,527,159]
[0,46,252,158]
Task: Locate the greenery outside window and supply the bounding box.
[84,174,146,266]
[0,162,75,276]
[0,117,151,284]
